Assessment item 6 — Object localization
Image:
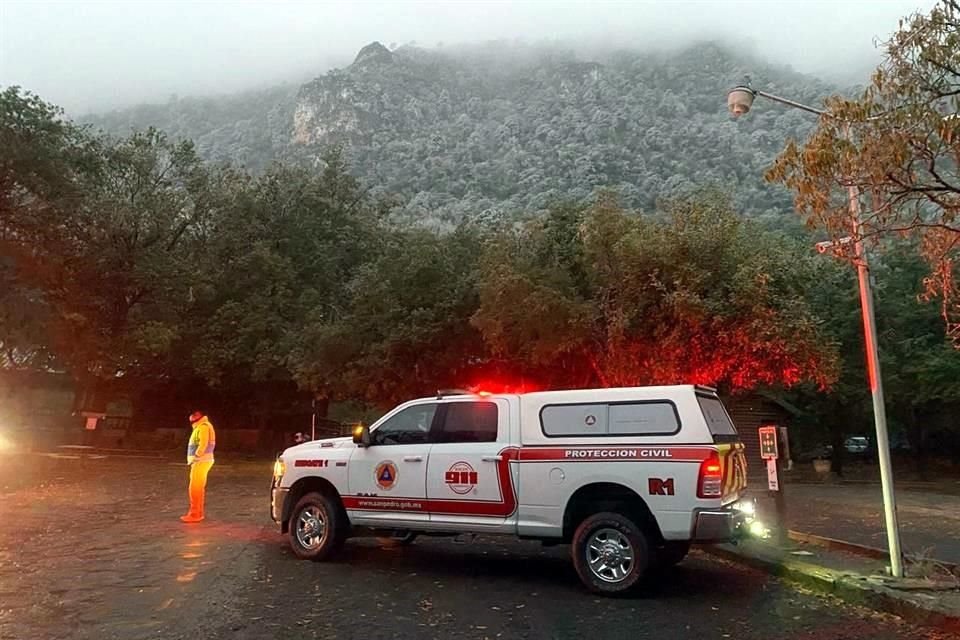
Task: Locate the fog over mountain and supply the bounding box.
[0,0,934,114]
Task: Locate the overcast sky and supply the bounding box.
[0,0,936,115]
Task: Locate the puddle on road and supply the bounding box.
[183,540,210,548]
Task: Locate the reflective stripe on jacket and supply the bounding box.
[187,417,216,463]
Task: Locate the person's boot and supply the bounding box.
[180,493,204,523]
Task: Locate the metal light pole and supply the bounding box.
[727,81,905,577]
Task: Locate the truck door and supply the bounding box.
[344,402,438,525]
[426,398,516,532]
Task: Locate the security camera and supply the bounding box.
[815,241,833,254]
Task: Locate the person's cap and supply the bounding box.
[188,411,204,423]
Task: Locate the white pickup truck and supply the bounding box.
[270,385,749,593]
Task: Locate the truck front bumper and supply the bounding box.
[691,505,747,543]
[271,486,289,526]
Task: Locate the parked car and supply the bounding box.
[796,444,833,462]
[844,436,869,454]
[888,432,912,452]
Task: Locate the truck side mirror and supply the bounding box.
[352,423,371,447]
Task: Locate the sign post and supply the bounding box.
[759,425,787,544]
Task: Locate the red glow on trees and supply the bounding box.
[471,192,840,395]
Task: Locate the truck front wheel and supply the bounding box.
[572,512,649,594]
[289,492,345,561]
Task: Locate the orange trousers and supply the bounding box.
[187,460,214,518]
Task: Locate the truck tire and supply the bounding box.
[288,492,345,561]
[572,511,649,594]
[653,541,690,568]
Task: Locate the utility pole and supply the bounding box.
[847,181,904,577]
[726,82,905,577]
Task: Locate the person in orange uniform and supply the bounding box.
[181,411,216,523]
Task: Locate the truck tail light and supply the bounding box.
[698,453,723,498]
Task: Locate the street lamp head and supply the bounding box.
[727,86,756,117]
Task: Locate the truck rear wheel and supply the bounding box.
[572,511,649,594]
[288,491,345,561]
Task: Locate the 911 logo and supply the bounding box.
[445,461,478,495]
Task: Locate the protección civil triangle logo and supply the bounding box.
[375,460,398,490]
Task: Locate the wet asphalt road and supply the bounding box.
[0,455,954,640]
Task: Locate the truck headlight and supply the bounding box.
[734,500,756,516]
[749,520,770,539]
[273,459,286,479]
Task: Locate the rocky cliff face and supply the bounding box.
[291,42,608,149]
[292,42,395,145]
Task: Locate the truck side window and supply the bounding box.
[372,403,438,445]
[436,401,498,443]
[696,395,738,439]
[541,401,679,436]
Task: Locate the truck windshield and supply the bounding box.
[697,394,738,441]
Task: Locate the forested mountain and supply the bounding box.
[85,83,300,171]
[86,40,843,228]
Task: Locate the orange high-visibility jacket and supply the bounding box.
[187,416,216,464]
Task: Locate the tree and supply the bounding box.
[0,264,54,369]
[0,87,98,369]
[767,0,960,343]
[291,225,485,406]
[472,191,840,393]
[873,244,960,475]
[165,150,388,428]
[1,87,219,407]
[185,153,380,384]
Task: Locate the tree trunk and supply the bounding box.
[71,376,108,415]
[906,405,927,480]
[830,424,846,478]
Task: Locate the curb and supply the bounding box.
[704,544,960,633]
[787,530,889,561]
[787,530,960,575]
[786,478,960,492]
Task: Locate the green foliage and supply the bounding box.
[1,88,214,386]
[875,245,960,407]
[291,225,484,405]
[84,85,300,172]
[185,153,382,388]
